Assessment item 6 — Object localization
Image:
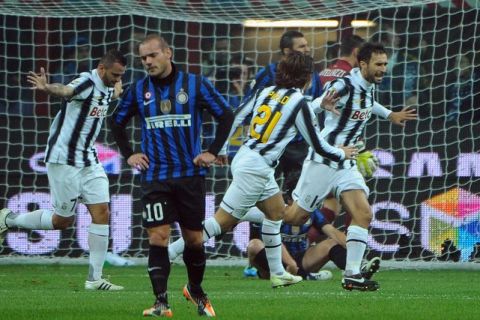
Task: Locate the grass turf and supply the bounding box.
[0,264,479,319]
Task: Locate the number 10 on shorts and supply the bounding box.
[144,202,164,222]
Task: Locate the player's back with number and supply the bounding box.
[244,86,308,160]
[229,52,346,167]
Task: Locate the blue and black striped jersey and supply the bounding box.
[112,64,233,182]
[281,223,311,257]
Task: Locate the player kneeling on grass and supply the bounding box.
[0,50,127,291]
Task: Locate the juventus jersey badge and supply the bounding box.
[176,89,189,104]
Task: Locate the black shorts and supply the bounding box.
[252,248,305,279]
[141,176,206,230]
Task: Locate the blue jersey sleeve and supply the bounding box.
[113,85,138,126]
[198,76,231,118]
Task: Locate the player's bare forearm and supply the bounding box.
[321,224,346,248]
[27,67,74,98]
[44,83,75,98]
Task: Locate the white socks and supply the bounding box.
[345,225,368,276]
[203,217,222,240]
[168,217,222,260]
[261,218,284,276]
[88,223,109,281]
[6,209,54,230]
[241,207,265,224]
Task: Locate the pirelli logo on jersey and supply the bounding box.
[145,114,192,129]
[349,107,372,121]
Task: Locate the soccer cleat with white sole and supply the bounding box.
[305,270,333,281]
[183,284,216,317]
[85,278,124,291]
[270,271,303,288]
[361,257,381,280]
[342,273,379,291]
[0,208,11,236]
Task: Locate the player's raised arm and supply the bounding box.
[295,100,356,161]
[27,67,75,98]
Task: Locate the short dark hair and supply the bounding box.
[275,51,314,89]
[339,35,365,56]
[357,42,387,64]
[279,30,305,53]
[100,49,127,67]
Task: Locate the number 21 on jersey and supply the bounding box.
[249,104,283,143]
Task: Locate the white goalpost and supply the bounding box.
[1,0,480,269]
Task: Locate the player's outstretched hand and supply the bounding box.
[193,152,216,168]
[388,106,418,126]
[320,90,341,116]
[27,67,48,91]
[339,145,358,160]
[127,153,149,171]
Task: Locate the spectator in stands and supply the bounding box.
[375,25,420,108]
[0,64,35,116]
[123,29,147,86]
[51,35,91,85]
[202,37,230,79]
[446,52,480,124]
[214,54,252,160]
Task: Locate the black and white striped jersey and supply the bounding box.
[226,86,345,166]
[309,68,392,169]
[45,69,115,167]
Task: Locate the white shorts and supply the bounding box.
[47,163,110,217]
[292,160,369,212]
[220,147,280,219]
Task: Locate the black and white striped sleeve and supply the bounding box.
[67,72,94,101]
[295,99,345,162]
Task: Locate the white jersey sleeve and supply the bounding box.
[372,101,392,119]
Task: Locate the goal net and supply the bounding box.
[1,0,479,267]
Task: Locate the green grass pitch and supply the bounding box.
[0,264,479,319]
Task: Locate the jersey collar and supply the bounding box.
[151,62,177,87]
[350,67,373,90]
[91,69,110,92]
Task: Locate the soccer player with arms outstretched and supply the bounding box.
[0,50,127,291]
[286,42,417,291]
[110,34,233,317]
